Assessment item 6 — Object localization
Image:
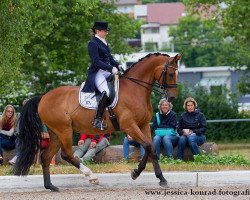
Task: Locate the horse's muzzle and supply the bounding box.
[164,91,176,102]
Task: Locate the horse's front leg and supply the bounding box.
[131,142,151,180]
[127,123,168,187]
[125,124,151,180]
[150,143,168,186]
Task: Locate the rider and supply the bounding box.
[82,21,120,130]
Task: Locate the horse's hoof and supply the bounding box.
[89,178,99,185]
[159,180,168,187]
[45,185,59,192]
[84,172,91,177]
[131,169,139,180]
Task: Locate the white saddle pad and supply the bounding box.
[79,75,119,109]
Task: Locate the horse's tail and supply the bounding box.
[14,96,43,176]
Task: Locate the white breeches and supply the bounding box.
[95,69,111,97]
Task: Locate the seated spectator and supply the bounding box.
[74,133,110,163]
[123,134,145,161]
[8,99,27,165]
[176,97,207,160]
[0,105,17,165]
[151,98,178,159]
[73,134,92,159]
[9,123,56,165]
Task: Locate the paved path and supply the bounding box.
[1,170,250,192]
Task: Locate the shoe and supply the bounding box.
[8,155,17,165]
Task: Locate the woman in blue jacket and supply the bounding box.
[176,97,207,160]
[82,21,120,130]
[151,98,178,159]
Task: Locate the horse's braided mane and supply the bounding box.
[124,52,170,74]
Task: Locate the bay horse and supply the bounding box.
[14,53,181,191]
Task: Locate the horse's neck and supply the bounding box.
[126,59,156,85]
[122,59,158,100]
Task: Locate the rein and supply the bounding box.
[120,60,178,95]
[120,74,164,95]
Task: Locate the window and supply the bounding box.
[142,27,159,34]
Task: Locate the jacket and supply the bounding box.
[151,110,177,134]
[82,36,119,93]
[177,110,207,135]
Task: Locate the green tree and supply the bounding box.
[182,0,250,93]
[0,0,141,109]
[0,0,30,96]
[20,0,140,95]
[169,15,234,67]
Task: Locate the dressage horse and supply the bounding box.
[14,53,181,191]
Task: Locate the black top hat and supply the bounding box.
[92,21,110,31]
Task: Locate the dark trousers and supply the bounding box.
[0,135,16,156]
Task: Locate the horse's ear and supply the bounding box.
[173,54,181,62]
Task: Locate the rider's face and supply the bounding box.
[96,29,108,39]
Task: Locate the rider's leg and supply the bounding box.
[93,70,110,130]
[93,91,108,130]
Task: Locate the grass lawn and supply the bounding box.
[218,143,250,161]
[0,143,250,176]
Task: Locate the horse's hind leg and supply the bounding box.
[57,129,99,184]
[41,129,61,192]
[60,149,99,184]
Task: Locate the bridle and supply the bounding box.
[120,59,178,95]
[157,60,178,90]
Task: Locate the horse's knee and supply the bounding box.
[144,143,151,151]
[142,143,152,155]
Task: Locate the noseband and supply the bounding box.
[158,60,178,90]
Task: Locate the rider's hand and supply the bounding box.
[118,65,125,74]
[112,67,118,75]
[118,65,123,71]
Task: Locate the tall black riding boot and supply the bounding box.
[93,91,108,130]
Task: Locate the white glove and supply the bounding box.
[112,67,118,74]
[118,65,123,70]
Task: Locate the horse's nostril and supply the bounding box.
[168,96,175,102]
